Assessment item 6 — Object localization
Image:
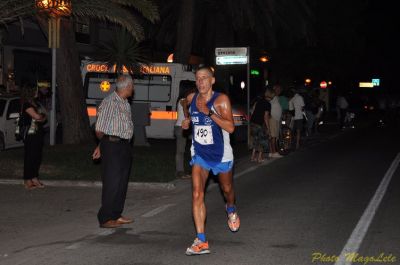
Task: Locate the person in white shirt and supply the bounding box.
[289,90,305,149]
[265,88,282,158]
[175,89,194,179]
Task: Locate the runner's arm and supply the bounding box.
[182,93,195,129]
[211,94,235,133]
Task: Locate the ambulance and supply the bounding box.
[81,60,247,139]
[81,60,197,139]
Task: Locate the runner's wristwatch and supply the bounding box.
[208,110,214,117]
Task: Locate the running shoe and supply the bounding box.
[185,238,210,255]
[226,205,240,232]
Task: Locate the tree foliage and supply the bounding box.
[95,28,150,74]
[1,0,159,144]
[151,0,316,64]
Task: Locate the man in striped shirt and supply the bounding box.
[92,75,134,228]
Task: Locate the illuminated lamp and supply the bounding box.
[167,53,174,63]
[259,56,269,63]
[320,81,328,89]
[35,0,72,16]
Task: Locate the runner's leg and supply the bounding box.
[219,170,235,206]
[192,164,210,235]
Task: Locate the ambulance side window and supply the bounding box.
[133,75,171,102]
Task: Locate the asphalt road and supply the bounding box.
[0,124,399,265]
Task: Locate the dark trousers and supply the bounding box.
[24,131,44,180]
[340,109,347,128]
[97,139,132,224]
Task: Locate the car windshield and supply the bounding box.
[0,99,6,116]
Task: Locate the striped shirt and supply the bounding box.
[95,91,133,140]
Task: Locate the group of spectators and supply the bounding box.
[249,85,326,162]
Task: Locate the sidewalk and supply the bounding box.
[0,122,344,189]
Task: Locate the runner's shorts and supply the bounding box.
[190,155,233,175]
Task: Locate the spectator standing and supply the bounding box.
[250,89,271,162]
[265,88,282,158]
[21,85,47,190]
[92,75,134,229]
[174,89,192,179]
[305,90,320,136]
[336,93,349,129]
[274,85,289,112]
[289,89,305,149]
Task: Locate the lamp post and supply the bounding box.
[35,0,71,145]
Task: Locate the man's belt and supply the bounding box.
[103,135,130,143]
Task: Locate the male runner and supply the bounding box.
[182,66,240,255]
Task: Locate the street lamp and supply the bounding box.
[35,0,72,145]
[35,0,72,16]
[259,56,269,63]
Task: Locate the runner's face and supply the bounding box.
[196,70,215,95]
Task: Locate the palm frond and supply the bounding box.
[0,0,34,26]
[72,1,145,41]
[93,28,150,74]
[111,0,160,23]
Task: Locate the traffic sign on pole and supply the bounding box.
[215,47,248,65]
[215,47,251,147]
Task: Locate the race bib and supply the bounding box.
[194,125,213,145]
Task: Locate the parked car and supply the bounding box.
[231,104,248,143]
[0,94,23,151]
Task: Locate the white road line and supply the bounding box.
[334,153,400,265]
[65,229,116,250]
[141,203,176,218]
[234,159,275,180]
[207,159,277,192]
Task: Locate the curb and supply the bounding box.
[0,179,176,190]
[0,130,346,190]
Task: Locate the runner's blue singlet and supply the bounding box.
[190,92,233,166]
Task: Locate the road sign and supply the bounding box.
[215,47,248,65]
[216,56,248,65]
[251,69,260,76]
[215,47,248,57]
[372,79,380,86]
[215,47,251,147]
[359,82,374,88]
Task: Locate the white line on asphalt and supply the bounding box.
[334,153,400,265]
[141,203,176,218]
[65,229,116,250]
[207,159,277,192]
[234,159,275,180]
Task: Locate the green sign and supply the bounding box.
[251,69,260,76]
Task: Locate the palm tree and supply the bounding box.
[94,28,150,75]
[152,0,315,64]
[52,0,159,144]
[0,0,32,25]
[1,0,159,144]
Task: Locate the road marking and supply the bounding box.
[334,153,400,265]
[141,203,176,218]
[234,159,275,180]
[207,159,277,192]
[65,229,116,250]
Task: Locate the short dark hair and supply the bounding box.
[195,66,215,77]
